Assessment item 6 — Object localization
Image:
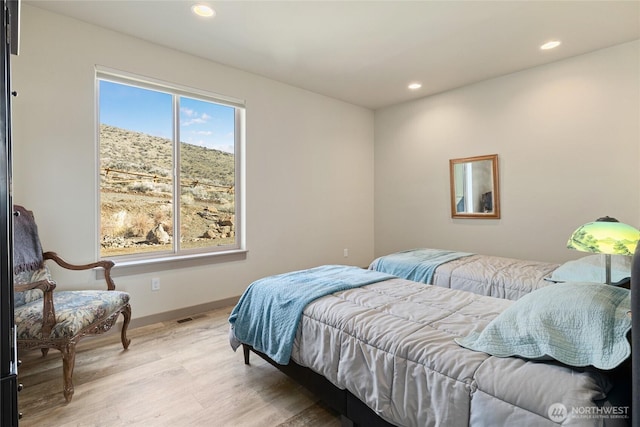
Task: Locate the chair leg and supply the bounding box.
[60,342,77,402]
[120,304,132,350]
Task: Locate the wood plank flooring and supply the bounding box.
[17,306,342,427]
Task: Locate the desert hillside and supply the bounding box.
[100,124,236,256]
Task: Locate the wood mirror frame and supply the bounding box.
[449,154,500,219]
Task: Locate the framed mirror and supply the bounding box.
[449,154,500,219]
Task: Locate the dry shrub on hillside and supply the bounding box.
[128,212,154,238]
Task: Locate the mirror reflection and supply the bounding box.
[449,154,500,219]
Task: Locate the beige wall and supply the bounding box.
[374,40,640,263]
[11,5,375,319]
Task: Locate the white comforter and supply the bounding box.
[289,278,623,427]
[431,254,560,300]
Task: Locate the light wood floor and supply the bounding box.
[17,306,342,427]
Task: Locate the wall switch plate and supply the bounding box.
[151,278,160,291]
[343,248,349,257]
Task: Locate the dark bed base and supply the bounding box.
[242,344,395,427]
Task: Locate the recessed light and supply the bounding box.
[408,82,422,90]
[540,40,561,50]
[192,4,215,18]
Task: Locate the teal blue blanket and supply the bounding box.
[228,265,395,364]
[370,248,473,284]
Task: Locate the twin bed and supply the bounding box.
[229,249,633,426]
[368,248,561,300]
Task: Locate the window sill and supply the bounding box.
[104,249,248,278]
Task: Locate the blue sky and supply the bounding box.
[99,80,235,153]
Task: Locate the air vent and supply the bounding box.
[176,314,205,324]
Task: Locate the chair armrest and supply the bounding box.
[14,278,56,293]
[43,251,117,291]
[15,279,57,336]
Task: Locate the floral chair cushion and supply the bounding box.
[14,266,52,307]
[15,290,130,340]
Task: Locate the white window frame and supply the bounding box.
[95,67,246,272]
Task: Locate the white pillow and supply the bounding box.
[550,254,631,284]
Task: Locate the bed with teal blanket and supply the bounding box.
[369,248,561,300]
[229,263,631,427]
[228,265,394,364]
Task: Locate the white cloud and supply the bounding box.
[183,117,206,126]
[180,107,195,117]
[182,111,211,127]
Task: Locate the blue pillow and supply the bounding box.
[455,283,631,369]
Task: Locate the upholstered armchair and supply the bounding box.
[13,205,131,402]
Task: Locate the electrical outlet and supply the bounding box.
[343,248,349,258]
[151,277,160,291]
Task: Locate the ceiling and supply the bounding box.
[25,1,640,110]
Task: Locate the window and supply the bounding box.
[97,69,244,262]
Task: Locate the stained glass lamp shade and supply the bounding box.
[567,216,640,285]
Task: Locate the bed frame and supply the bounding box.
[242,344,394,427]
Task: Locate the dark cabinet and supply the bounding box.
[0,1,19,426]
